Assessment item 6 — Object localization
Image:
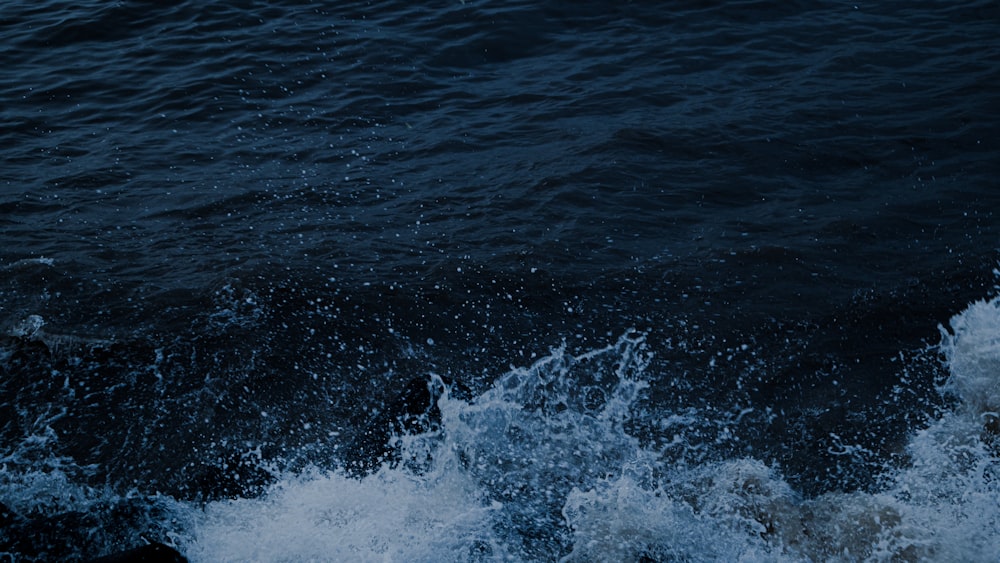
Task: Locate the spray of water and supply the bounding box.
[3,298,999,561]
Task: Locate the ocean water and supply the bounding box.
[2,1,999,561]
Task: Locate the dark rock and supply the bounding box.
[88,542,187,563]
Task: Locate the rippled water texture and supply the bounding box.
[2,0,999,560]
[4,1,997,284]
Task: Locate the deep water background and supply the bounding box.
[2,1,999,560]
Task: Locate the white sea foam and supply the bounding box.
[940,297,1000,415]
[179,299,1000,562]
[4,299,1000,561]
[185,467,500,562]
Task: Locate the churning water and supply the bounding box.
[2,1,999,560]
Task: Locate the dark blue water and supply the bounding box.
[2,1,1000,560]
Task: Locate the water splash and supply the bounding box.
[4,299,1000,561]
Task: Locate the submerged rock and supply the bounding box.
[88,541,187,563]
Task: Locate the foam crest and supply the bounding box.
[185,333,656,561]
[560,469,773,562]
[940,296,1000,414]
[878,411,1000,561]
[186,467,498,562]
[436,333,653,558]
[869,295,1000,561]
[181,319,1000,561]
[7,310,1000,561]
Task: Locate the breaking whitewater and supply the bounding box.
[3,291,1000,562]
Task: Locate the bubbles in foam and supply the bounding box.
[437,333,653,559]
[560,468,774,562]
[940,297,1000,415]
[179,316,1000,562]
[0,423,187,560]
[6,297,1000,561]
[186,333,655,562]
[186,467,500,562]
[862,295,1000,561]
